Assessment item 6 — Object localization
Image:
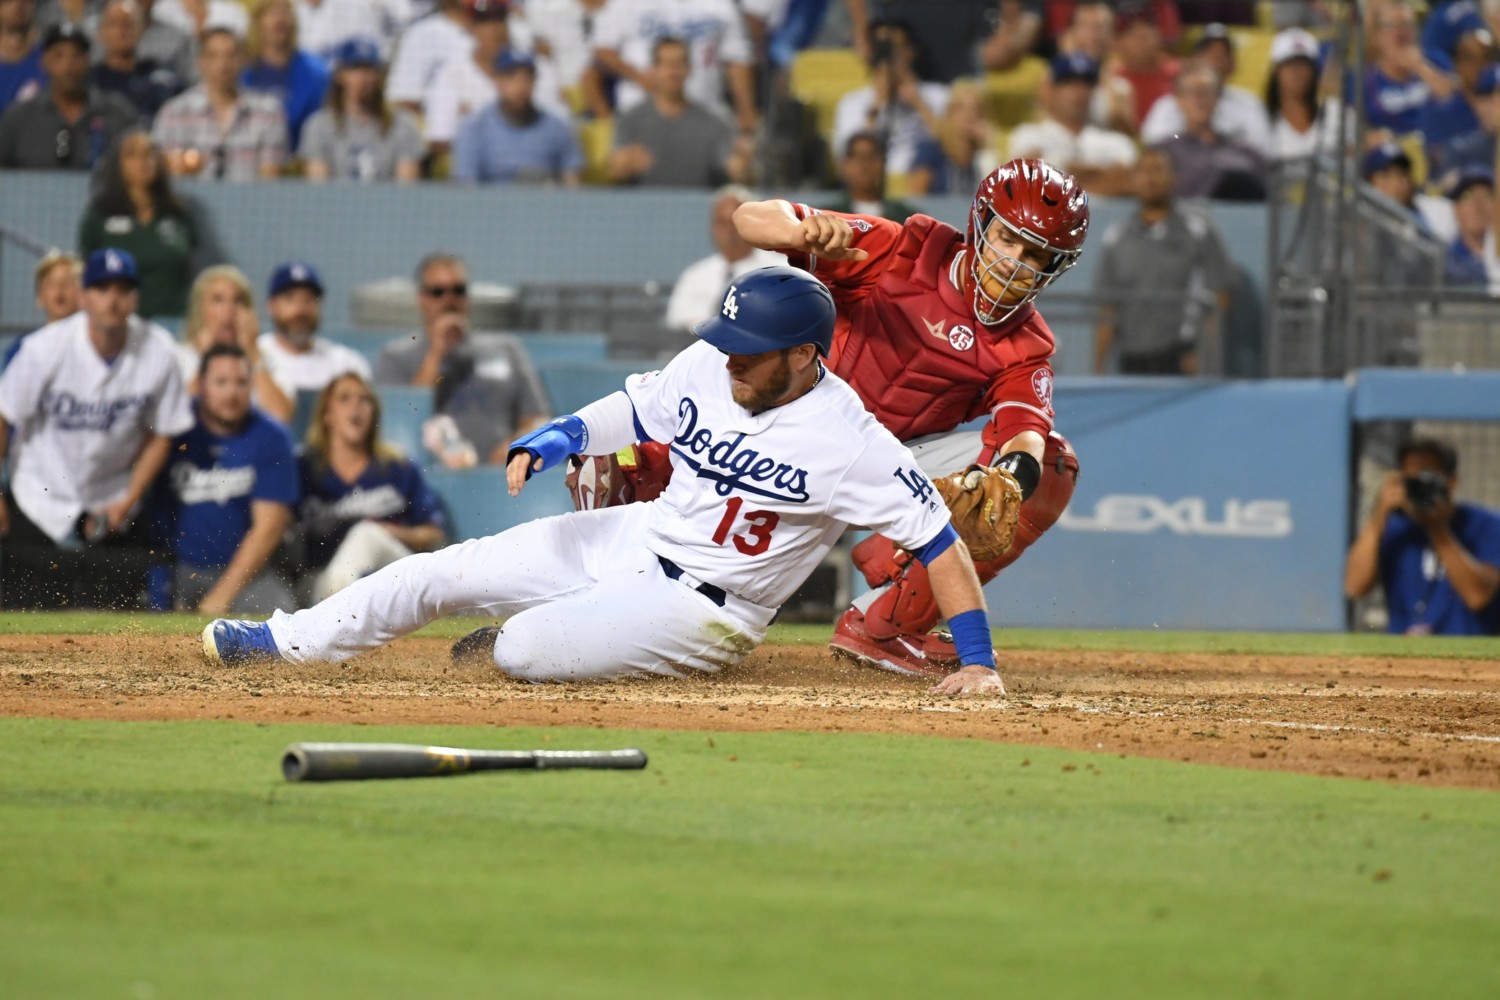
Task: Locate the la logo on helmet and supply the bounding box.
[722,285,739,321]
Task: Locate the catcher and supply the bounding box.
[572,159,1085,676]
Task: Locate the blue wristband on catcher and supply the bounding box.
[507,415,589,478]
[947,609,996,670]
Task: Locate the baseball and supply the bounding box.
[963,469,985,490]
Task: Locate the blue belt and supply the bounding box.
[657,555,727,607]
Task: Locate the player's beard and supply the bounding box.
[732,354,794,413]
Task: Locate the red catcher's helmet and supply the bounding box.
[966,159,1089,326]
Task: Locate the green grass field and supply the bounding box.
[4,614,1499,997]
[1,718,1498,999]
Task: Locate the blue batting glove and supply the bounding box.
[506,415,589,479]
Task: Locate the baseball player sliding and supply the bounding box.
[203,267,1006,696]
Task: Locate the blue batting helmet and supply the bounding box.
[693,266,836,357]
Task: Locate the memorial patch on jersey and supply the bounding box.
[171,462,258,506]
[948,325,975,351]
[43,389,149,432]
[1032,368,1054,410]
[848,219,872,232]
[671,397,811,503]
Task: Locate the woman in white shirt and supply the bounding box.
[1266,28,1344,162]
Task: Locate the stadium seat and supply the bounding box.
[577,119,614,185]
[538,359,653,414]
[505,332,608,364]
[790,48,870,138]
[423,466,573,541]
[983,56,1047,129]
[375,385,435,461]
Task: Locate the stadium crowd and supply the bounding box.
[2,0,1500,620]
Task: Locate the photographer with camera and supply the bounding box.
[1345,438,1500,636]
[831,18,948,176]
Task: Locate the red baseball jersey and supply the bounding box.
[777,202,1057,454]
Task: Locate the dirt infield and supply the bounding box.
[1,633,1497,789]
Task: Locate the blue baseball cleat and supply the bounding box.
[202,619,282,665]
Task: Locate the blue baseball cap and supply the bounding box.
[1446,165,1495,200]
[268,261,324,298]
[334,36,382,69]
[83,248,139,288]
[1362,141,1412,179]
[1476,64,1500,96]
[1050,52,1100,86]
[493,47,535,74]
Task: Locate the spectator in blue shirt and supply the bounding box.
[0,0,45,115]
[161,342,300,615]
[1441,165,1496,286]
[1421,0,1488,73]
[1362,141,1431,235]
[1364,1,1448,136]
[297,371,446,603]
[1346,437,1500,636]
[1437,64,1500,176]
[241,0,329,152]
[1420,26,1497,172]
[88,0,184,123]
[452,48,581,185]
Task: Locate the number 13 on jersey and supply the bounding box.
[711,496,779,555]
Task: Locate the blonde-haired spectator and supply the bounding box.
[297,371,446,603]
[907,78,996,196]
[179,264,292,418]
[2,251,83,372]
[34,250,83,324]
[242,0,329,151]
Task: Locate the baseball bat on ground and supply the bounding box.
[281,743,648,782]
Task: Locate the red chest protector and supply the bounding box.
[826,215,1056,442]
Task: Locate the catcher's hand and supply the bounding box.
[933,464,1023,562]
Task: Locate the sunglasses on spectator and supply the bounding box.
[422,283,469,298]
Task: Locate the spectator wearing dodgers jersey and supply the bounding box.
[158,342,300,615]
[0,248,194,609]
[297,371,446,603]
[254,260,370,424]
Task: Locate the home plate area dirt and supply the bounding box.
[1,634,1497,789]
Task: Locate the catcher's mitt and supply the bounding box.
[933,464,1023,561]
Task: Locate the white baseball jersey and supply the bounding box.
[593,0,752,115]
[256,333,371,401]
[0,315,193,543]
[618,340,951,608]
[385,11,473,106]
[262,338,953,681]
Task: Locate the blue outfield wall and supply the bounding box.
[981,378,1351,632]
[1,172,1268,345]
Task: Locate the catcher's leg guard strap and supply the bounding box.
[862,558,941,641]
[852,532,908,589]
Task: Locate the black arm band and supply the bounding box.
[994,451,1041,501]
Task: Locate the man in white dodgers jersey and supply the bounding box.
[203,266,1005,696]
[0,248,194,608]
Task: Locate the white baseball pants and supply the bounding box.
[265,503,776,681]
